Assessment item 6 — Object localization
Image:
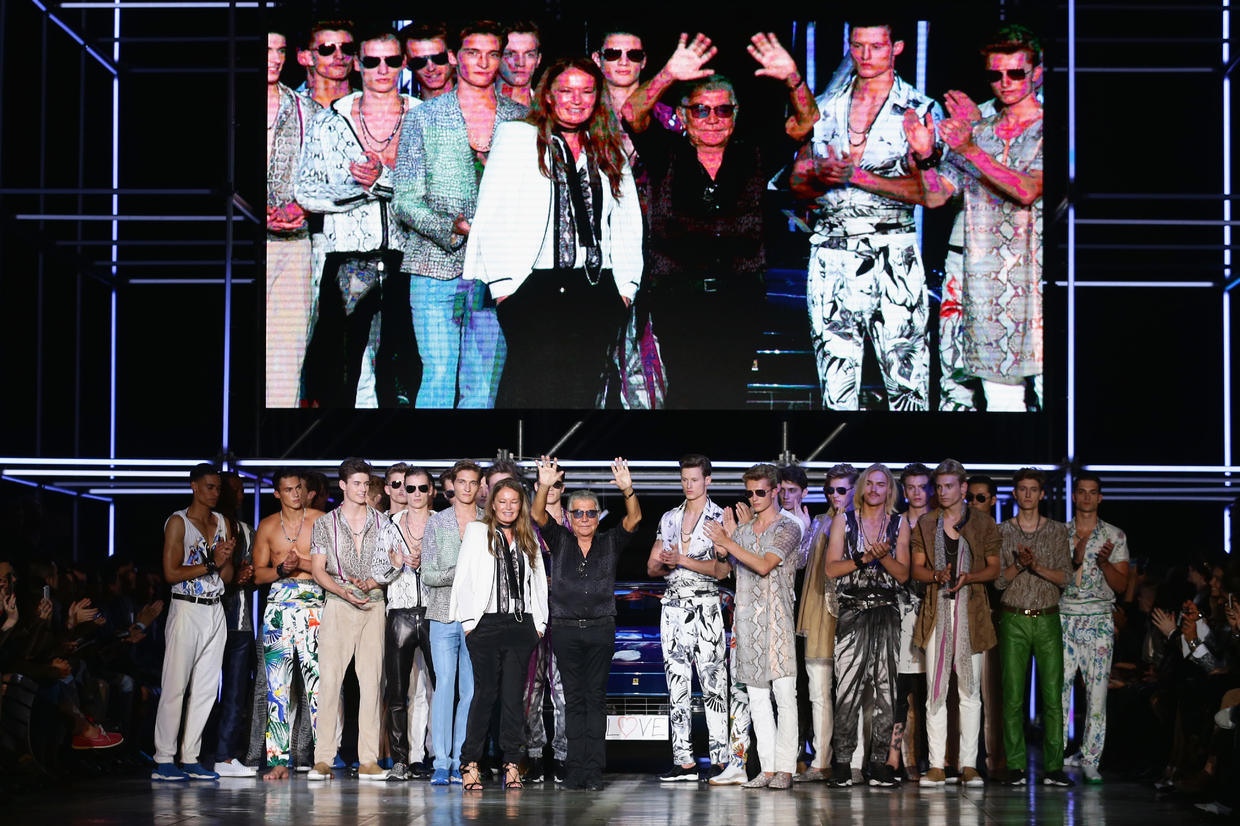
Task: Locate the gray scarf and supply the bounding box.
[930,516,974,708]
[551,134,603,281]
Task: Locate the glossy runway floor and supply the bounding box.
[5,772,1196,825]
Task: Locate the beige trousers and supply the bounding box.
[265,236,313,407]
[315,597,385,766]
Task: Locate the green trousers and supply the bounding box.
[1000,610,1064,772]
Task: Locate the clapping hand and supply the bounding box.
[1017,547,1035,569]
[1097,540,1116,565]
[734,500,753,526]
[938,117,973,153]
[902,109,936,159]
[1150,607,1176,637]
[815,145,853,186]
[934,562,954,588]
[747,32,798,84]
[1181,602,1201,642]
[869,541,891,562]
[66,598,99,630]
[213,537,236,568]
[236,564,255,585]
[666,33,717,81]
[943,90,982,122]
[137,600,164,627]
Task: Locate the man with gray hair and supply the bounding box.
[532,456,641,790]
[824,463,909,787]
[623,31,818,407]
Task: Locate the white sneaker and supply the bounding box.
[1083,765,1102,784]
[709,763,748,786]
[215,758,256,777]
[1063,752,1082,767]
[307,762,334,781]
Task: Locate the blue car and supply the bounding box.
[607,581,734,718]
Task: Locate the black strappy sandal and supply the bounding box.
[462,762,484,791]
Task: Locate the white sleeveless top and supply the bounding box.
[165,508,227,598]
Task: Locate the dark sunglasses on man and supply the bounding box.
[409,51,450,71]
[686,103,736,120]
[316,41,357,57]
[967,492,990,503]
[570,509,599,520]
[825,486,851,496]
[361,55,404,69]
[743,489,770,499]
[601,48,646,62]
[985,68,1028,82]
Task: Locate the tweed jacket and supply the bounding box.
[420,504,484,623]
[910,507,1001,654]
[392,91,528,280]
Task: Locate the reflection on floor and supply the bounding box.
[9,773,1195,825]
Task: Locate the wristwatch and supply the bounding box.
[914,146,942,170]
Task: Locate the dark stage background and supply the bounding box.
[0,0,1234,576]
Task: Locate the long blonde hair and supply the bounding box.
[483,478,539,565]
[859,463,898,515]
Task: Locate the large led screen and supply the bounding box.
[265,10,1047,412]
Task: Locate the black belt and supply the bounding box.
[391,606,427,615]
[172,593,220,606]
[551,616,614,628]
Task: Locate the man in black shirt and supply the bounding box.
[622,32,818,408]
[532,455,641,790]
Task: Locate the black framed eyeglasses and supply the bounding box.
[316,41,357,57]
[743,489,770,499]
[686,103,736,120]
[361,55,404,69]
[570,509,599,520]
[602,48,646,62]
[409,51,450,71]
[825,486,852,496]
[985,68,1028,82]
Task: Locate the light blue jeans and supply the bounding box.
[409,275,505,408]
[429,619,474,772]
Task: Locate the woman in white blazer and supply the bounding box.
[463,57,644,409]
[449,477,548,789]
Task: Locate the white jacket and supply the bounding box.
[449,521,548,635]
[462,120,644,301]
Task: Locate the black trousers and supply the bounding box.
[376,270,422,407]
[551,619,615,786]
[496,267,626,408]
[462,613,539,765]
[650,273,764,409]
[384,607,436,765]
[302,249,412,407]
